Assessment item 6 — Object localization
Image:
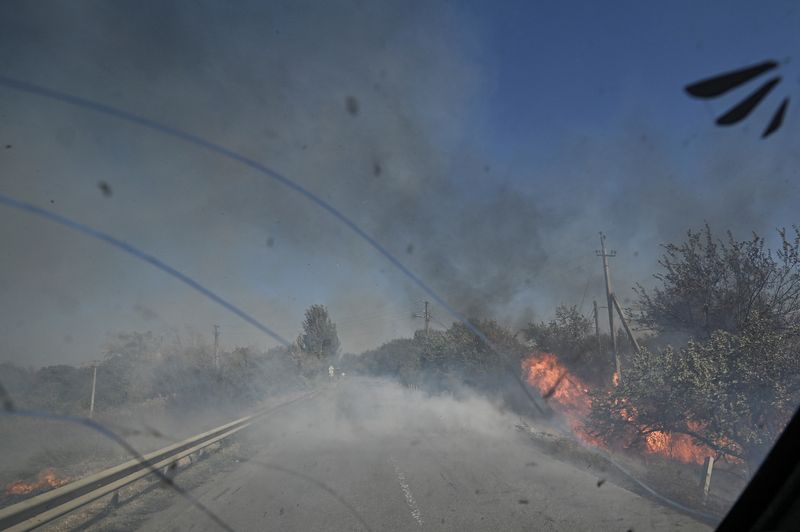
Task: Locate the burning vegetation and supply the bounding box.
[524,351,719,465]
[4,468,70,497]
[0,225,796,518]
[518,226,800,476]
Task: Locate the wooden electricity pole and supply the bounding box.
[213,324,220,371]
[597,233,622,381]
[89,365,97,419]
[414,301,431,334]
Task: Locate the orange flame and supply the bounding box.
[522,352,602,446]
[523,351,714,464]
[523,352,590,415]
[644,431,710,464]
[4,469,70,496]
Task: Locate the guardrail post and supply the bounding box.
[701,455,715,504]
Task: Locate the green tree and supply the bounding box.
[356,337,424,386]
[437,319,526,376]
[591,226,800,471]
[633,225,800,338]
[353,319,528,394]
[101,331,163,405]
[524,305,613,386]
[590,320,800,468]
[296,305,340,375]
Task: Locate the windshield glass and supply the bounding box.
[1,1,799,531]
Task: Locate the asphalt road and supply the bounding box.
[140,378,711,532]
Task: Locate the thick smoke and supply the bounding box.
[1,1,798,366]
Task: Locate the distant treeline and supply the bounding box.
[1,331,301,416]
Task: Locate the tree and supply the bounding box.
[591,226,800,471]
[101,331,163,405]
[590,320,800,468]
[296,305,340,375]
[524,305,614,386]
[355,337,424,386]
[352,319,528,394]
[438,319,527,375]
[633,225,800,338]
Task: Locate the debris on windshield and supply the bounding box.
[685,59,791,138]
[345,95,359,116]
[97,181,112,197]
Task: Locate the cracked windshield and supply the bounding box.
[2,1,800,531]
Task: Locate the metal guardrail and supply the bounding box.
[0,391,316,531]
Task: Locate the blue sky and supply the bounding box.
[1,1,799,366]
[476,1,799,151]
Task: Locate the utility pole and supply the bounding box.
[596,232,621,382]
[213,324,220,372]
[611,293,641,353]
[89,365,97,419]
[413,301,432,334]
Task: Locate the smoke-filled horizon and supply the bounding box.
[1,0,799,367]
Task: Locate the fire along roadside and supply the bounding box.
[522,351,721,524]
[0,390,319,532]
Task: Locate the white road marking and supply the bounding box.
[389,456,424,527]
